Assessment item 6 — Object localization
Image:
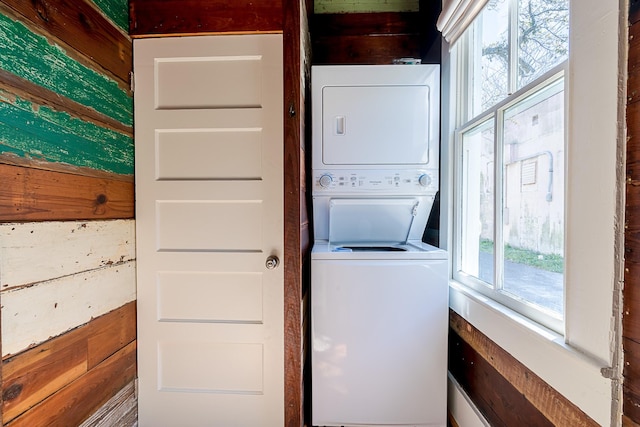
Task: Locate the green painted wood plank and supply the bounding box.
[315,0,419,14]
[0,93,133,176]
[91,0,129,32]
[0,13,132,127]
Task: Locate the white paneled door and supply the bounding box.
[134,34,284,426]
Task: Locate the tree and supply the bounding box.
[479,0,569,110]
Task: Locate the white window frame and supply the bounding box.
[453,64,567,333]
[440,0,624,425]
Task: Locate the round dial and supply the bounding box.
[418,174,432,187]
[319,174,333,188]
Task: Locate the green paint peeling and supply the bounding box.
[91,0,129,32]
[0,93,133,175]
[0,13,132,127]
[314,0,419,14]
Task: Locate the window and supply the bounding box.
[442,1,621,423]
[453,0,569,332]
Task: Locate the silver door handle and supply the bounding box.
[265,255,280,270]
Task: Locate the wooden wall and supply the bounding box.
[310,0,440,65]
[449,312,601,426]
[624,2,640,425]
[129,0,283,36]
[0,0,136,425]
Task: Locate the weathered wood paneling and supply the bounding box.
[449,310,599,426]
[1,261,135,357]
[5,342,136,427]
[0,0,131,84]
[0,91,133,176]
[2,302,136,425]
[311,12,422,64]
[91,0,129,32]
[129,0,283,36]
[0,164,134,221]
[0,70,131,137]
[0,12,131,126]
[0,220,135,291]
[0,0,135,425]
[78,380,137,427]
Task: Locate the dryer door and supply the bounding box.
[321,85,430,165]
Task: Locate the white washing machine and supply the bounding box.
[311,65,448,427]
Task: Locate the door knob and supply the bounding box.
[265,255,280,270]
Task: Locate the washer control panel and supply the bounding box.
[313,170,438,193]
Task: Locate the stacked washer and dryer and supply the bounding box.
[310,65,448,427]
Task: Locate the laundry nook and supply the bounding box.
[0,0,633,426]
[310,64,447,426]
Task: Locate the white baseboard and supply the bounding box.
[448,373,489,427]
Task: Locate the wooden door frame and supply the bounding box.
[283,1,310,426]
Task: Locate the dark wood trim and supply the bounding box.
[283,1,305,426]
[626,14,640,424]
[312,34,421,65]
[2,302,136,424]
[129,0,283,37]
[0,0,131,86]
[624,262,640,342]
[622,414,640,426]
[311,12,422,65]
[450,310,599,426]
[632,0,640,25]
[311,11,422,36]
[0,164,134,221]
[448,411,460,427]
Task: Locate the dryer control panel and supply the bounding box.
[313,169,438,193]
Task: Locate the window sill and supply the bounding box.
[449,281,612,426]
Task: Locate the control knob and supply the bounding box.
[318,174,333,188]
[418,174,432,187]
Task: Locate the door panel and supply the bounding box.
[134,34,283,427]
[157,272,263,323]
[155,129,263,180]
[156,200,263,251]
[155,56,263,109]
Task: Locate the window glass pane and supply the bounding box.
[460,119,495,285]
[517,0,569,89]
[472,0,510,115]
[501,78,564,316]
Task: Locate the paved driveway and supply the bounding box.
[478,252,564,315]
